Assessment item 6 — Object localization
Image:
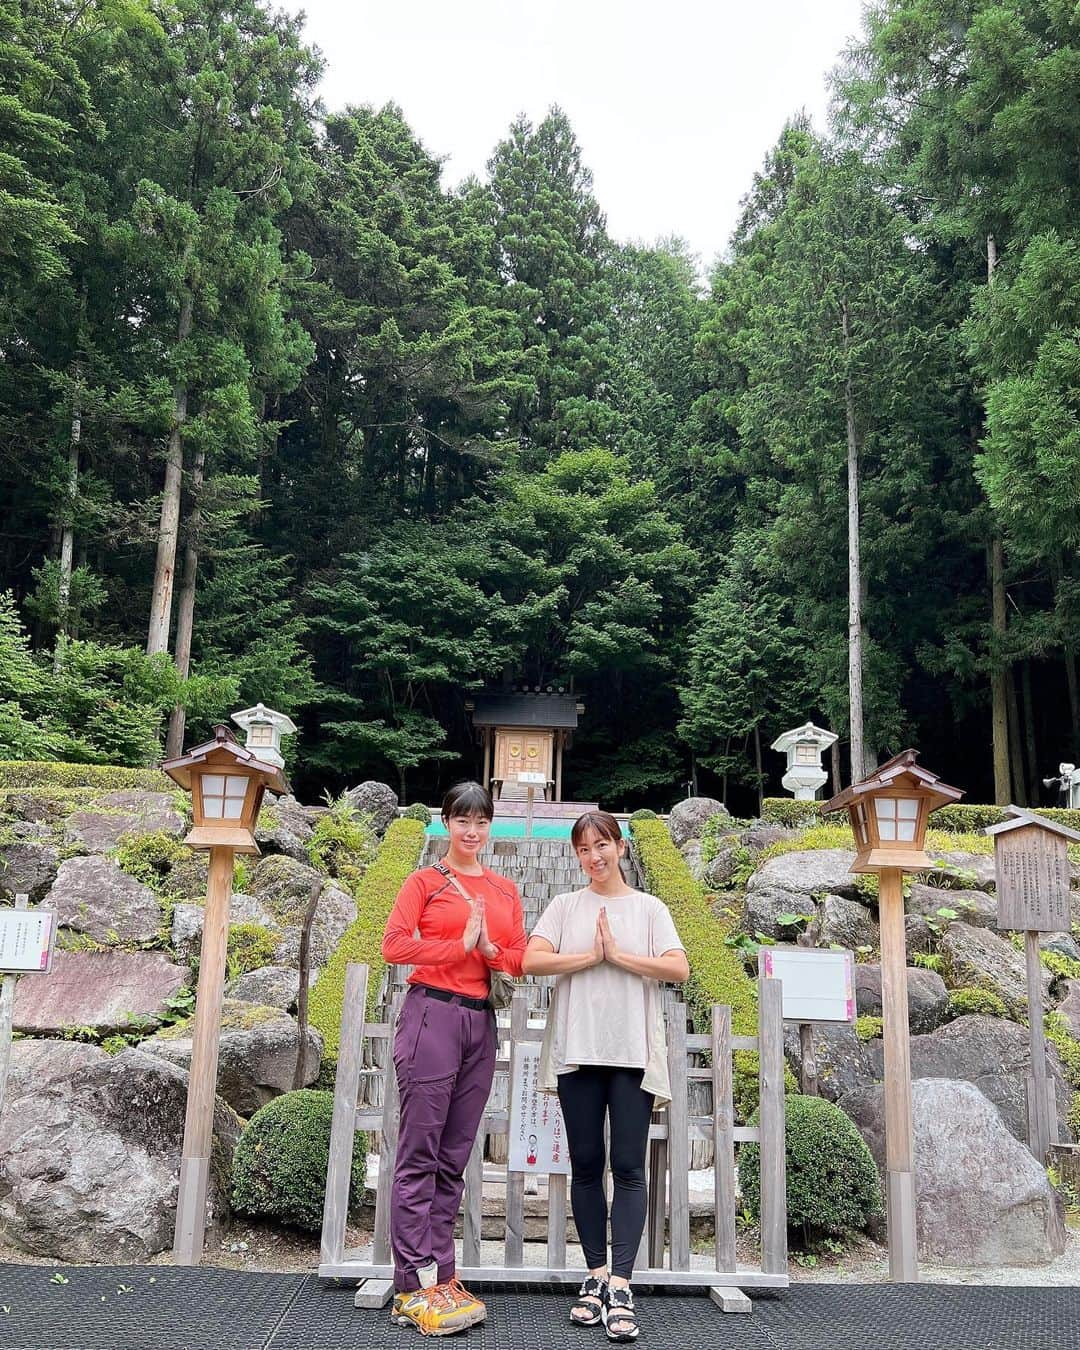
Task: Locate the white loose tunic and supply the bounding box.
[531,887,684,1106]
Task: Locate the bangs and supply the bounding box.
[571,810,622,848]
[441,781,494,822]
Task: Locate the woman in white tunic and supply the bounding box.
[523,810,689,1342]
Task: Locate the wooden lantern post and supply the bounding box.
[985,807,1080,1165]
[162,724,287,1264]
[822,750,963,1283]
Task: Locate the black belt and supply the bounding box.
[417,984,489,1012]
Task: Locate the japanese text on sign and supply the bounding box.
[996,827,1071,932]
[507,1040,570,1175]
[0,907,56,974]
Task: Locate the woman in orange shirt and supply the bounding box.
[381,781,526,1335]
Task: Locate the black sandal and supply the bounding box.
[603,1286,639,1342]
[570,1275,608,1326]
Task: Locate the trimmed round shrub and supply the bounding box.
[401,803,433,825]
[232,1089,367,1231]
[738,1094,882,1236]
[628,808,657,823]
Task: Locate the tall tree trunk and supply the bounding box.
[842,297,865,782]
[147,288,194,655]
[165,446,205,758]
[986,238,1011,804]
[1022,662,1039,801]
[1006,666,1025,805]
[55,283,88,673]
[990,535,1011,803]
[754,721,764,816]
[831,740,842,797]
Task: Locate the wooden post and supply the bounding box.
[555,733,564,803]
[666,995,691,1269]
[320,962,369,1265]
[798,1023,819,1096]
[711,1004,736,1272]
[524,785,535,839]
[0,893,29,1121]
[173,845,234,1265]
[1025,929,1053,1164]
[758,977,787,1275]
[505,991,528,1266]
[878,866,917,1283]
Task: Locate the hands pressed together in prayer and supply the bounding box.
[461,896,499,960]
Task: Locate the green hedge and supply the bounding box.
[762,795,1080,835]
[308,816,426,1062]
[739,1094,882,1237]
[0,760,171,791]
[232,1089,366,1231]
[400,802,433,825]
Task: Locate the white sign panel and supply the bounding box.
[759,945,854,1024]
[507,1040,570,1174]
[0,907,57,974]
[516,771,547,786]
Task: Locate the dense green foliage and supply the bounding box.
[738,1095,883,1237]
[1,1,1077,810]
[231,1089,366,1230]
[307,817,425,1061]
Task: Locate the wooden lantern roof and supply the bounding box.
[162,724,287,796]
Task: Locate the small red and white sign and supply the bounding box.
[0,907,56,974]
[508,1040,571,1175]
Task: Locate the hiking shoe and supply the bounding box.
[391,1284,480,1336]
[443,1278,486,1326]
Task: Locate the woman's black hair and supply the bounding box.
[571,810,623,849]
[441,781,495,823]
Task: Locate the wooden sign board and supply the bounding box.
[995,825,1071,932]
[0,906,56,974]
[507,1040,570,1174]
[759,946,854,1024]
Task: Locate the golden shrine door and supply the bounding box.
[494,728,553,785]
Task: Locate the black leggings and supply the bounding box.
[556,1066,654,1280]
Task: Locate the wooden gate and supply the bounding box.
[319,966,788,1308]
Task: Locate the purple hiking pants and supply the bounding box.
[390,985,496,1291]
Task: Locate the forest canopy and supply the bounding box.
[1,0,1076,811]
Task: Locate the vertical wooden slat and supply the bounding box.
[647,1133,667,1267]
[712,1004,736,1273]
[320,962,370,1265]
[463,1133,484,1265]
[758,977,787,1275]
[373,991,403,1265]
[666,994,690,1270]
[504,991,528,1266]
[547,1172,567,1269]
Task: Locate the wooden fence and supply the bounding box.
[319,964,788,1306]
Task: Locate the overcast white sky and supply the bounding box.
[282,0,867,272]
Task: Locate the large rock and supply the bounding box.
[0,824,60,901]
[0,1042,240,1260]
[863,1014,1073,1143]
[855,963,949,1034]
[746,849,860,901]
[679,838,704,878]
[667,797,729,848]
[840,1078,1065,1266]
[939,921,1049,1016]
[170,893,278,964]
[13,950,190,1035]
[803,894,878,950]
[225,964,312,1010]
[46,855,163,944]
[255,794,318,864]
[703,846,740,890]
[783,1023,877,1103]
[143,1000,322,1115]
[923,851,997,891]
[250,854,356,967]
[342,780,398,834]
[740,886,818,942]
[1055,979,1080,1039]
[907,883,996,930]
[742,821,800,851]
[62,790,185,852]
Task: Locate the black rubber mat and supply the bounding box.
[2,1267,1080,1350]
[0,1264,305,1349]
[752,1283,1080,1350]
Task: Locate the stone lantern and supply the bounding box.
[770,723,838,800]
[230,703,296,771]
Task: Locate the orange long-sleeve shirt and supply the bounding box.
[381,864,527,1000]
